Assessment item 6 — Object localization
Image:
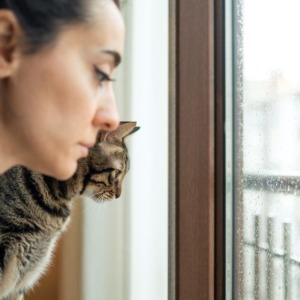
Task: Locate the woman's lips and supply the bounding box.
[78,143,93,157]
[80,142,94,149]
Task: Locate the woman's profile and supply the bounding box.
[0,0,124,180]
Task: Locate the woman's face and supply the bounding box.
[2,1,125,179]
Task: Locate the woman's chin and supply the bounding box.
[58,165,78,181]
[41,159,78,181]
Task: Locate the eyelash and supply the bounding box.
[94,66,115,84]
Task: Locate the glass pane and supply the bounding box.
[227,0,300,298]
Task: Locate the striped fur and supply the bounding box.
[0,122,139,299]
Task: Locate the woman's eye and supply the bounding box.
[94,66,115,85]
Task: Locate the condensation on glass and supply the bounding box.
[227,0,300,299]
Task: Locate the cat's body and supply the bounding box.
[0,122,138,300]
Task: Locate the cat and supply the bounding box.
[0,121,139,300]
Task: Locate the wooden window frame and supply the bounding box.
[169,0,225,299]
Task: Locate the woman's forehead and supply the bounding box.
[82,2,125,54]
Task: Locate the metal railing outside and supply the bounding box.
[242,174,300,299]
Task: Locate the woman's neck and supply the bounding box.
[0,116,18,174]
[0,89,18,173]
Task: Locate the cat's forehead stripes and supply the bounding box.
[100,143,124,156]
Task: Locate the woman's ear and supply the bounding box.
[0,10,22,78]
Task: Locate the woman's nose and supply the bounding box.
[92,97,120,131]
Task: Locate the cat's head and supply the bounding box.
[82,121,139,202]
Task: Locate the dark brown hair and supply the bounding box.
[0,0,120,53]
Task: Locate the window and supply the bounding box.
[227,0,300,298]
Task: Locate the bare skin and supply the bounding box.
[0,0,125,180]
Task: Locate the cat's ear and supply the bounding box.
[97,130,109,142]
[113,121,140,140]
[97,122,140,142]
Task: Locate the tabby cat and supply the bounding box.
[0,121,139,300]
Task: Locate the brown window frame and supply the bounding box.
[169,0,225,299]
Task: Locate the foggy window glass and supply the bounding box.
[227,0,300,298]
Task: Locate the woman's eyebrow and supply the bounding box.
[101,50,122,67]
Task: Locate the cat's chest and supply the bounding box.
[12,219,69,291]
[35,210,71,233]
[5,218,69,291]
[11,232,61,293]
[17,221,68,270]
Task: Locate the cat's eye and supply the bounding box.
[101,168,115,173]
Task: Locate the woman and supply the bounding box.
[0,0,124,180]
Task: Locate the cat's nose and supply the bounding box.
[115,186,122,198]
